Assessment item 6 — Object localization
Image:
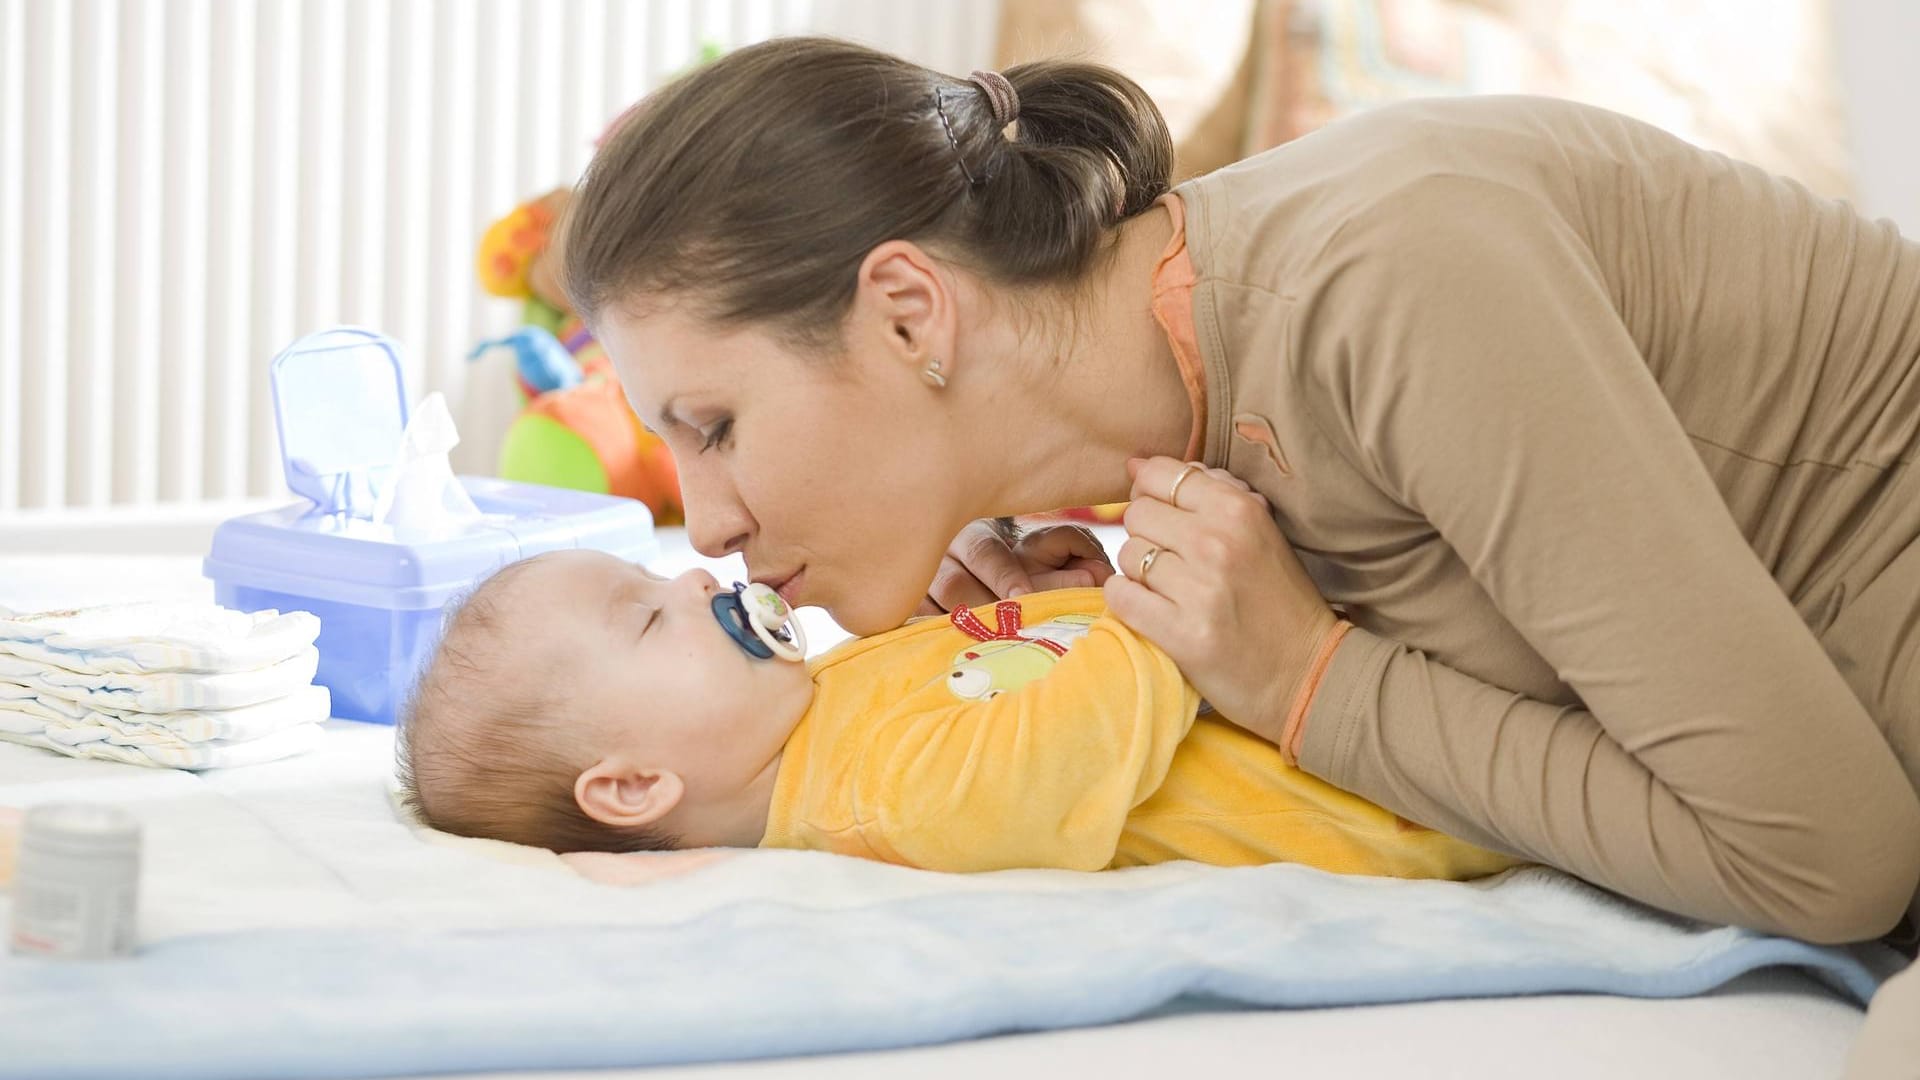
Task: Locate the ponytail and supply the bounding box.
[961,60,1175,281]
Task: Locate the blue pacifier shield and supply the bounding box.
[712,587,775,659]
[710,582,806,661]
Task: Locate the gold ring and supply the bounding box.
[1167,462,1204,508]
[1136,545,1160,584]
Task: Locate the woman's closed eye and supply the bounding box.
[700,418,733,452]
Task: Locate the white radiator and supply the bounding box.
[0,0,997,542]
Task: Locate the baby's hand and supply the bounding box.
[918,519,1115,615]
[561,849,734,887]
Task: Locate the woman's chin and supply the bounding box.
[829,592,923,637]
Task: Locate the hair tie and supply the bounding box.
[968,69,1020,128]
[936,70,1021,188]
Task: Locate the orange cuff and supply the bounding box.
[1280,620,1352,766]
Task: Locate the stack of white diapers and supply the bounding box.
[0,602,330,770]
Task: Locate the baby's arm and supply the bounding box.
[856,617,1199,872]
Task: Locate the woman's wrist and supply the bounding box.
[1278,615,1352,765]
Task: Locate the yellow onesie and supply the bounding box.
[760,588,1521,879]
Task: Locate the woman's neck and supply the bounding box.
[956,204,1194,516]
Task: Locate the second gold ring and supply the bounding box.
[1136,545,1161,584]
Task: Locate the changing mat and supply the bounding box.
[0,723,1903,1080]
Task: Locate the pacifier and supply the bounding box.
[710,581,807,662]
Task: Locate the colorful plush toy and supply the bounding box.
[471,326,581,401]
[474,188,684,525]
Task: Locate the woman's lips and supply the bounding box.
[776,568,805,607]
[756,567,805,607]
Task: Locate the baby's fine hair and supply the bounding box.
[396,557,679,853]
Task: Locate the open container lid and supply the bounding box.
[205,327,658,610]
[271,326,412,519]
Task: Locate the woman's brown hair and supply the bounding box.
[562,36,1174,348]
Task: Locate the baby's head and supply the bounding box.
[398,550,814,852]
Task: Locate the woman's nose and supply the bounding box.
[678,464,753,559]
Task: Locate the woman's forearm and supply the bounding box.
[1292,625,1920,943]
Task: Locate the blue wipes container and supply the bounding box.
[203,328,658,724]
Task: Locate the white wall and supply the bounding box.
[1834,0,1920,234]
[0,0,1002,551]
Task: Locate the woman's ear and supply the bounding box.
[854,239,955,375]
[574,759,685,829]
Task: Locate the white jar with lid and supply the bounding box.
[8,803,141,960]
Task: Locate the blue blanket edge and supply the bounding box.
[0,867,1900,1080]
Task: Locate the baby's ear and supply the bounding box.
[575,760,684,828]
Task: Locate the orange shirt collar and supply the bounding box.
[1149,193,1208,463]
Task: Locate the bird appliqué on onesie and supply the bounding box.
[940,601,1096,701]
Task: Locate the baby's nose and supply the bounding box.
[678,568,720,598]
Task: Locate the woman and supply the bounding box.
[558,37,1920,947]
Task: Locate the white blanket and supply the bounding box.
[0,723,1899,1080]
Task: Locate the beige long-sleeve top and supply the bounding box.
[1170,95,1920,942]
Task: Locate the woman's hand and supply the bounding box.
[918,518,1116,615]
[1105,457,1343,745]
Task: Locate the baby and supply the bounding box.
[398,549,1520,880]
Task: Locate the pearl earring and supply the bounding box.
[922,357,948,388]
